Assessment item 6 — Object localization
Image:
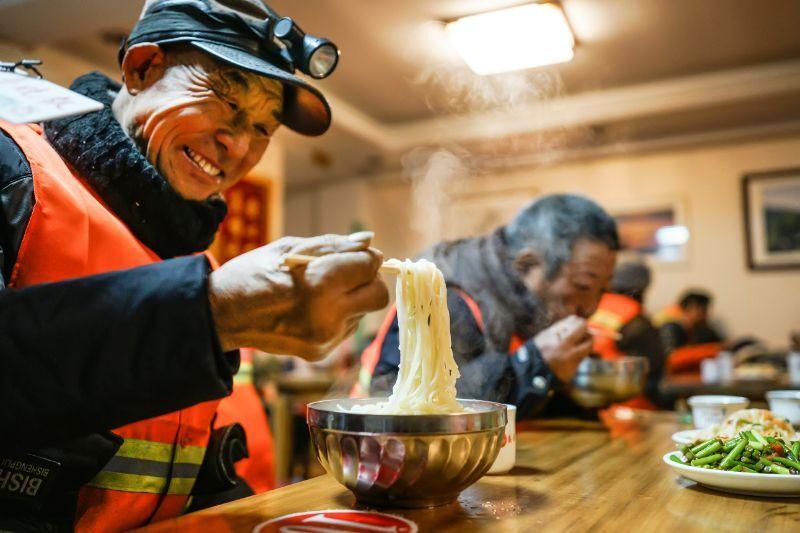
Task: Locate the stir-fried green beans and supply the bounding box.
[670,433,800,475]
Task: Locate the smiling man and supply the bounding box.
[357,194,619,419]
[0,0,389,531]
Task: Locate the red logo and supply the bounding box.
[253,510,418,533]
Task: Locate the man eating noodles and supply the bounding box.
[0,0,388,530]
[357,194,619,418]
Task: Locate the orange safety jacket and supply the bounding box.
[352,289,526,398]
[1,120,218,531]
[653,304,722,374]
[653,303,684,328]
[214,348,275,493]
[588,293,642,361]
[666,342,723,374]
[587,292,657,410]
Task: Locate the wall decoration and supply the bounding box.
[743,168,800,270]
[611,198,689,263]
[212,178,270,264]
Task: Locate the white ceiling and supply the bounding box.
[2,0,800,184]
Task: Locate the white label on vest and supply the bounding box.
[0,72,104,124]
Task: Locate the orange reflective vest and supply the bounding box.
[653,304,721,374]
[666,342,723,374]
[588,293,657,410]
[1,120,218,531]
[653,303,684,328]
[588,293,642,361]
[352,289,526,398]
[214,348,275,493]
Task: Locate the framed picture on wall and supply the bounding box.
[610,198,690,263]
[743,168,800,271]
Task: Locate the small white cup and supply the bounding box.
[766,390,800,427]
[487,404,516,475]
[788,353,800,386]
[688,395,749,429]
[700,359,719,383]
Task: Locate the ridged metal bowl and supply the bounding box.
[569,356,649,408]
[307,398,506,508]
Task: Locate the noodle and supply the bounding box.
[351,259,463,414]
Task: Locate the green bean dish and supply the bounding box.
[670,430,800,475]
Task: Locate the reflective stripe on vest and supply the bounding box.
[653,303,684,328]
[588,293,642,360]
[233,360,254,385]
[88,439,205,495]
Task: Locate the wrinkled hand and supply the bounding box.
[533,315,593,383]
[208,232,389,360]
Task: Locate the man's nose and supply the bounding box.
[215,128,252,160]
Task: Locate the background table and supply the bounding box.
[660,374,800,401]
[142,412,800,532]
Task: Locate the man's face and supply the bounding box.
[118,48,283,201]
[519,238,617,323]
[683,304,709,328]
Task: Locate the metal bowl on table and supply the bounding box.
[569,356,649,408]
[307,398,506,508]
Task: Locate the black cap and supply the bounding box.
[121,0,331,136]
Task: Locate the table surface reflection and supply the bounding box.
[140,412,800,532]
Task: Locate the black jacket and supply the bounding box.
[370,230,559,419]
[0,115,237,452]
[616,313,669,408]
[0,94,244,527]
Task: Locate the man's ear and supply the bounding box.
[514,249,545,292]
[121,43,167,95]
[513,249,541,275]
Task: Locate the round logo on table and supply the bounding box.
[253,510,418,533]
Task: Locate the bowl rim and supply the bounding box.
[687,395,750,406]
[307,398,507,434]
[766,390,800,400]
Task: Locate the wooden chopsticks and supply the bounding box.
[281,254,402,275]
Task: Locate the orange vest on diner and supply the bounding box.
[1,120,219,532]
[588,293,658,410]
[588,293,641,361]
[653,303,684,328]
[214,348,275,493]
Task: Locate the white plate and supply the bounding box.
[662,452,800,497]
[671,429,706,445]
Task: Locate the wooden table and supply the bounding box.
[143,412,800,532]
[660,374,800,401]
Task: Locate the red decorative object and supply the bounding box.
[214,179,269,263]
[254,510,418,533]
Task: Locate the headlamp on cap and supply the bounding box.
[270,16,339,79]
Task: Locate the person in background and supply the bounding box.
[0,0,389,530]
[656,290,724,373]
[356,194,619,419]
[588,262,667,408]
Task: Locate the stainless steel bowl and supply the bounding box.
[569,356,649,408]
[307,398,506,508]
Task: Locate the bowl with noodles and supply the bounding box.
[307,397,507,508]
[308,258,508,507]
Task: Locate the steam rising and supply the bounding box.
[403,147,472,247]
[412,65,566,116]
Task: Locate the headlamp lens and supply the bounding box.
[308,43,339,79]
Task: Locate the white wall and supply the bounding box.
[286,134,800,346]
